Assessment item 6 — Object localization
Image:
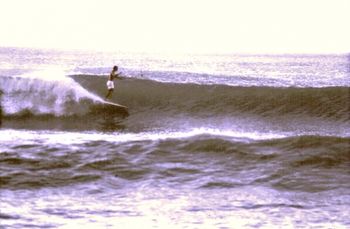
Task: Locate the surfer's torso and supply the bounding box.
[108,70,117,81]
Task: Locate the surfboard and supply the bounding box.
[90,101,129,116]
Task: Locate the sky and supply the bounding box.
[0,0,349,54]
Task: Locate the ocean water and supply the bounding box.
[0,47,349,228]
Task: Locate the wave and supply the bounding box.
[72,74,350,121]
[0,132,348,190]
[1,73,349,136]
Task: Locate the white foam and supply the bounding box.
[0,128,287,148]
[0,69,103,116]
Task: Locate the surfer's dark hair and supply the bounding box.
[113,66,118,70]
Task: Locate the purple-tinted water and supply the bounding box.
[0,47,349,228]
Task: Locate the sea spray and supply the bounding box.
[0,69,103,116]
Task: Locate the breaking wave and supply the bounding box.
[0,73,349,136]
[0,70,103,117]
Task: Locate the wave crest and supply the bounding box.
[0,71,103,116]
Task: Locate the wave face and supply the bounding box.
[71,75,350,134]
[76,76,349,120]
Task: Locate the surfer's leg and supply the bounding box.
[105,89,113,99]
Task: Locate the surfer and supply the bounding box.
[105,65,121,99]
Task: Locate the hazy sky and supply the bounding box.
[0,0,349,54]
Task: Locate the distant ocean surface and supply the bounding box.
[0,47,349,228]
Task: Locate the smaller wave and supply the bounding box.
[0,129,348,190]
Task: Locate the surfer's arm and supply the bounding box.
[116,72,123,79]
